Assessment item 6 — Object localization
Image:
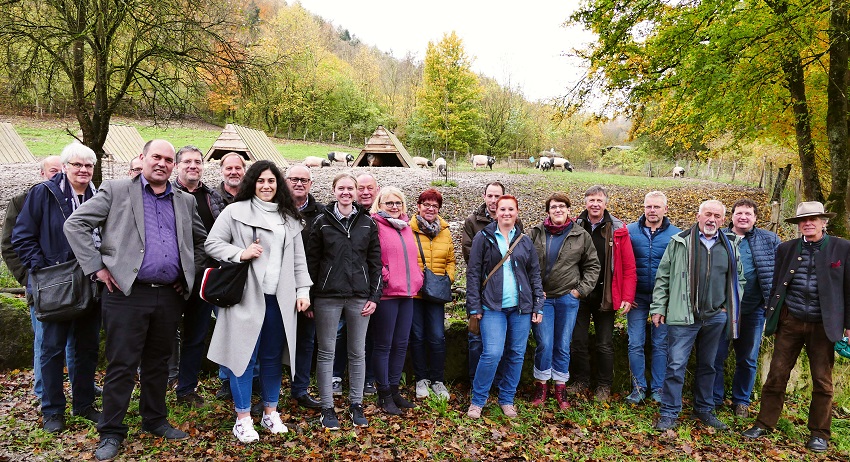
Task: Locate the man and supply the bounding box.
[460,181,524,381]
[172,146,226,408]
[570,185,636,402]
[1,156,64,399]
[713,199,779,417]
[286,164,325,409]
[64,139,207,461]
[651,199,743,431]
[128,157,143,178]
[12,145,102,433]
[217,152,245,204]
[332,173,379,396]
[624,191,680,404]
[743,202,850,453]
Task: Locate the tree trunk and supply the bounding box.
[783,56,825,205]
[827,0,850,237]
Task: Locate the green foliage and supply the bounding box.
[410,32,484,154]
[430,180,458,187]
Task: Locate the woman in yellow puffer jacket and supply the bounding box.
[409,189,457,400]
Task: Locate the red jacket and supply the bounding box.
[611,226,637,309]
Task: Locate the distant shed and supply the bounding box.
[102,124,146,163]
[352,125,415,167]
[205,124,288,167]
[0,122,37,163]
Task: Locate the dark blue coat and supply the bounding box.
[627,216,681,296]
[11,173,94,271]
[732,225,781,305]
[466,222,544,316]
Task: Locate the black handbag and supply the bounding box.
[415,234,453,304]
[31,259,95,322]
[200,227,255,308]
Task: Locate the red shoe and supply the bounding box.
[530,382,548,406]
[553,384,570,410]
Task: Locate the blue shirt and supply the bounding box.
[136,176,181,284]
[488,227,519,310]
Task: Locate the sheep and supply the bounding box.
[672,166,686,178]
[327,151,355,166]
[551,157,574,172]
[411,156,433,168]
[471,155,496,170]
[303,156,331,168]
[435,157,447,176]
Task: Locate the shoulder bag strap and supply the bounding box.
[482,234,524,288]
[415,234,429,269]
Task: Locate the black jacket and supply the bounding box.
[306,202,382,303]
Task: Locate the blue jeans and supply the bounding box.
[410,299,447,383]
[291,311,316,398]
[627,295,668,392]
[222,295,285,413]
[175,293,215,397]
[40,305,101,416]
[660,311,727,418]
[713,307,765,406]
[531,293,579,382]
[471,308,531,407]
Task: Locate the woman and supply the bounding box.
[307,173,382,430]
[466,195,544,419]
[205,160,312,443]
[528,193,599,409]
[370,187,424,414]
[409,188,456,400]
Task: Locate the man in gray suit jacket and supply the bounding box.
[64,139,207,462]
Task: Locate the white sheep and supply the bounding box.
[303,156,331,168]
[411,156,433,168]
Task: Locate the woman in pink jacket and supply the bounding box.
[370,186,424,415]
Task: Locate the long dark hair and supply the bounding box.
[234,160,301,220]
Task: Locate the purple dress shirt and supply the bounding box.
[136,176,181,284]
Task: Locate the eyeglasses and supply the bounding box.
[287,177,311,184]
[129,167,143,173]
[420,203,440,210]
[68,162,94,170]
[383,201,403,208]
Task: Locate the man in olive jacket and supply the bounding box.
[743,202,850,453]
[650,200,743,432]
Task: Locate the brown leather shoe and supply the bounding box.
[553,384,570,410]
[530,382,547,406]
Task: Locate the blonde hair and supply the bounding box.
[371,186,407,214]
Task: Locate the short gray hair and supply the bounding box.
[644,191,668,206]
[286,164,312,180]
[60,143,97,166]
[584,185,608,202]
[176,145,203,163]
[698,199,726,217]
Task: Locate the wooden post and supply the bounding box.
[770,164,792,204]
[705,158,712,177]
[769,201,781,232]
[794,179,802,208]
[758,156,766,188]
[730,160,737,183]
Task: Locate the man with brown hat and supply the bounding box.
[743,201,850,453]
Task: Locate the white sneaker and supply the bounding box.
[233,416,259,443]
[332,377,343,396]
[261,411,288,434]
[431,381,450,400]
[415,379,432,398]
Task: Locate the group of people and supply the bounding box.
[2,141,848,459]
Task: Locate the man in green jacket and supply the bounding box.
[650,200,744,431]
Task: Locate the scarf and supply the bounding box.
[377,210,409,230]
[543,216,572,235]
[416,215,441,238]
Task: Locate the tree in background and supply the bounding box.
[411,32,483,155]
[0,0,252,183]
[568,0,849,235]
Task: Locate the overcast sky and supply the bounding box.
[294,0,594,102]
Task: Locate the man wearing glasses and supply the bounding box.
[128,158,143,178]
[12,144,102,433]
[285,164,325,409]
[170,146,226,408]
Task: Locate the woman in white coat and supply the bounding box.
[205,160,312,443]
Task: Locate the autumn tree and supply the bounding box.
[569,0,850,235]
[0,0,252,183]
[411,32,483,154]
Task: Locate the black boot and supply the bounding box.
[391,385,416,409]
[378,389,402,415]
